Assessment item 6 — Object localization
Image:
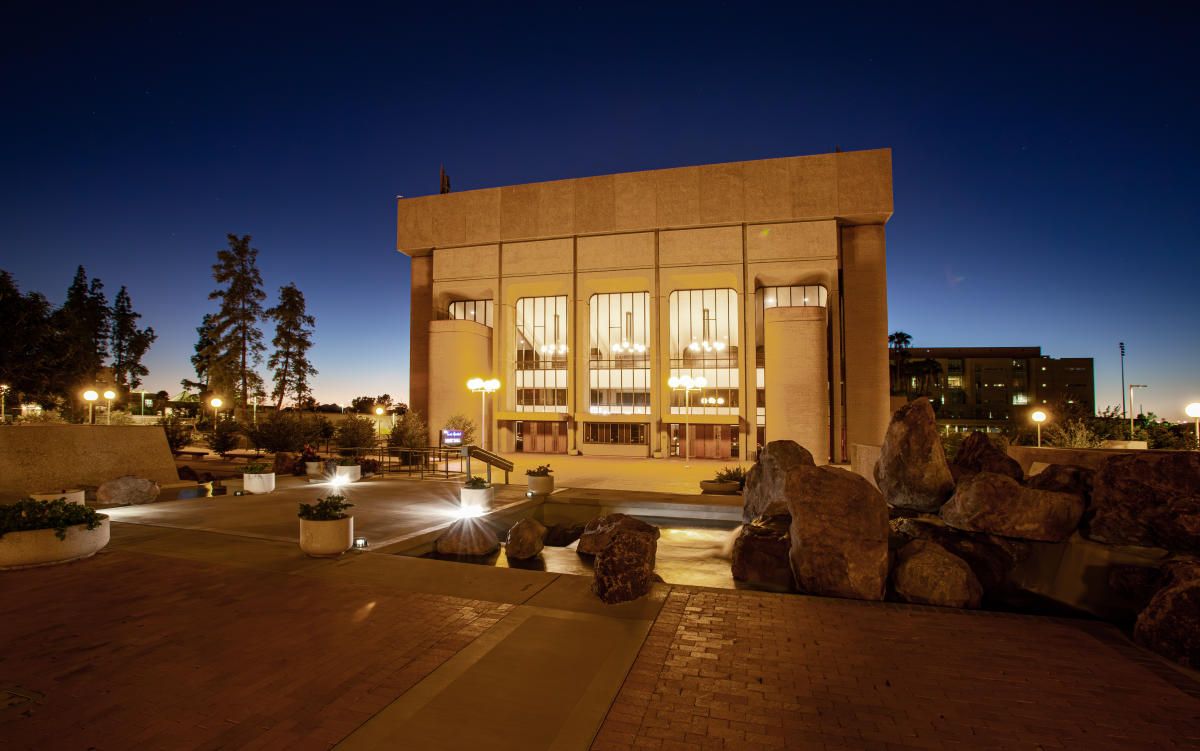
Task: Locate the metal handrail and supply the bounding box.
[464,444,512,485]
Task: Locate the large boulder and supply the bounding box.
[786,465,889,601]
[1027,463,1094,501]
[435,519,499,556]
[742,440,815,522]
[1134,559,1200,669]
[1087,453,1200,553]
[874,398,955,512]
[543,523,584,547]
[505,518,546,560]
[97,476,161,505]
[578,513,660,559]
[889,516,1028,593]
[592,530,657,604]
[731,514,794,591]
[940,472,1083,542]
[949,432,1022,483]
[892,539,983,609]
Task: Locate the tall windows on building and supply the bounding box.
[754,285,828,443]
[447,299,493,327]
[514,295,568,412]
[588,292,650,415]
[668,288,738,415]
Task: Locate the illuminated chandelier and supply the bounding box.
[688,339,726,353]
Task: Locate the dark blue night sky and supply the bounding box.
[2,2,1197,416]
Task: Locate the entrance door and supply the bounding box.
[669,424,739,459]
[514,420,567,454]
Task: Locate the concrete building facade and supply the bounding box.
[397,148,894,462]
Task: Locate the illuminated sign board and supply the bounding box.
[441,429,464,446]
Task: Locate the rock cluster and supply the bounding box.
[580,513,661,604]
[874,398,954,512]
[505,518,546,560]
[892,539,983,609]
[97,476,161,505]
[578,513,659,559]
[731,514,794,591]
[543,523,584,547]
[1087,453,1200,553]
[949,431,1023,483]
[742,440,814,522]
[940,472,1084,543]
[1134,559,1200,669]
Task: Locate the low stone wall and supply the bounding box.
[1005,445,1171,474]
[849,443,881,489]
[0,425,178,502]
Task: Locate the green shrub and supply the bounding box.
[464,476,490,489]
[158,414,192,452]
[207,419,241,457]
[336,457,359,466]
[336,415,377,451]
[0,499,103,541]
[714,466,746,486]
[298,494,353,521]
[525,464,553,477]
[244,413,316,453]
[443,414,476,446]
[243,461,271,474]
[388,410,428,449]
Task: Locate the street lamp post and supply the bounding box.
[210,397,223,427]
[0,384,8,423]
[1031,409,1047,448]
[1186,403,1200,449]
[83,389,99,425]
[103,389,116,425]
[466,378,501,450]
[1129,384,1147,439]
[668,375,707,466]
[374,406,385,438]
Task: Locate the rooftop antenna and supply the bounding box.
[439,165,451,194]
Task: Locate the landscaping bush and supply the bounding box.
[244,413,316,454]
[714,466,746,488]
[0,498,103,540]
[207,419,241,457]
[335,415,377,452]
[464,475,490,489]
[358,458,380,475]
[243,461,271,474]
[388,410,428,449]
[298,494,353,521]
[526,464,553,477]
[443,413,476,446]
[158,414,192,452]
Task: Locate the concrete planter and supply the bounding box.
[29,489,86,505]
[0,517,110,569]
[305,461,324,478]
[334,465,362,483]
[460,486,494,512]
[299,516,354,557]
[700,480,741,495]
[526,475,554,496]
[242,472,276,494]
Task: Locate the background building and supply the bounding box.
[397,149,894,461]
[889,346,1095,432]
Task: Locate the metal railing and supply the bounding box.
[337,444,513,484]
[465,445,513,485]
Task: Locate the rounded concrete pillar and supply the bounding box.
[764,306,829,463]
[428,319,493,447]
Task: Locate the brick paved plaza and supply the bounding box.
[2,518,1198,750]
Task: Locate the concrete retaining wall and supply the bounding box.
[0,426,179,502]
[1004,445,1181,474]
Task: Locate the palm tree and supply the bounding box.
[888,331,912,395]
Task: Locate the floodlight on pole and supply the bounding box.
[102,389,116,425]
[1129,385,1147,438]
[1031,409,1047,448]
[83,389,99,425]
[1186,402,1200,449]
[467,378,501,450]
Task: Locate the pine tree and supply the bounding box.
[265,283,317,409]
[52,266,110,394]
[0,270,56,403]
[206,234,266,409]
[109,286,157,389]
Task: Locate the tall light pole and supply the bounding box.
[1185,403,1200,449]
[374,405,385,438]
[103,389,116,425]
[83,389,98,425]
[1129,384,1147,439]
[210,396,223,427]
[1031,409,1047,448]
[668,374,707,466]
[466,378,500,450]
[1119,342,1126,420]
[0,384,8,422]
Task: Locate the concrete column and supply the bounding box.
[841,224,891,450]
[764,306,829,463]
[408,254,434,422]
[427,320,492,446]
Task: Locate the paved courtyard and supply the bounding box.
[2,514,1197,750]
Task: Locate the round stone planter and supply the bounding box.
[242,472,276,494]
[700,480,742,495]
[526,475,554,496]
[0,517,110,570]
[305,461,324,478]
[29,489,86,505]
[460,486,495,512]
[334,465,362,483]
[299,516,354,557]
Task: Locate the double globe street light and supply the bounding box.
[668,374,707,466]
[467,378,500,450]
